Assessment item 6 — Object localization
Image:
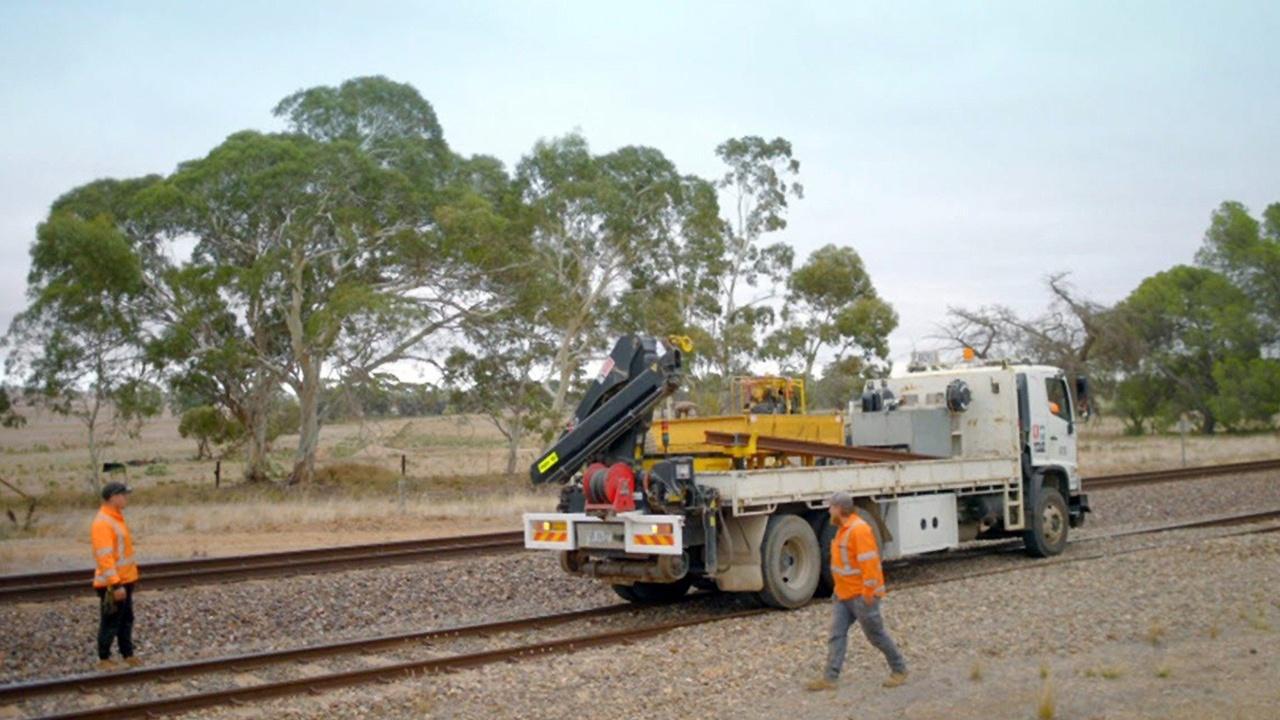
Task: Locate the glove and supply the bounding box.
[101,588,117,615]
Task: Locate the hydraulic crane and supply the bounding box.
[530,335,692,514]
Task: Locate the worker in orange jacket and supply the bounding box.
[807,491,907,691]
[92,481,139,671]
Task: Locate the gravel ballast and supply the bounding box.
[175,523,1280,720]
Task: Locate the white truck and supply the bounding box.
[524,336,1090,608]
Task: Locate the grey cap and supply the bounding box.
[101,482,132,501]
[828,491,855,511]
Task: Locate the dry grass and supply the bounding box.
[1243,610,1273,632]
[1036,679,1056,720]
[1209,623,1222,639]
[1076,417,1280,475]
[0,408,543,497]
[1099,666,1125,680]
[1155,665,1172,678]
[1039,659,1051,680]
[1146,622,1167,646]
[969,661,983,682]
[17,485,552,539]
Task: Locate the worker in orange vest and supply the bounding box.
[807,491,907,691]
[92,481,140,671]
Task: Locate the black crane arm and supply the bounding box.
[530,335,688,485]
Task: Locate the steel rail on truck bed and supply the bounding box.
[0,531,524,603]
[9,508,1280,720]
[702,431,937,464]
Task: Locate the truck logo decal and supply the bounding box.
[537,452,559,474]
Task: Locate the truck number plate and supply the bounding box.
[580,524,625,548]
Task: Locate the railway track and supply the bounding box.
[1080,457,1280,489]
[0,531,524,603]
[2,456,1275,604]
[6,506,1279,720]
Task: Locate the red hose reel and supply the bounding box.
[583,462,637,512]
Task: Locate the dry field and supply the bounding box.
[0,406,1276,572]
[0,407,556,571]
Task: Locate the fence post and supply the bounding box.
[215,460,221,488]
[1178,414,1189,468]
[398,454,406,514]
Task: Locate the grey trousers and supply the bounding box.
[825,596,907,680]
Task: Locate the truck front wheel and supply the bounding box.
[759,514,821,609]
[1023,487,1069,557]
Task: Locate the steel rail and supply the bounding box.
[703,431,937,463]
[0,602,644,703]
[26,609,767,720]
[1081,457,1280,489]
[10,507,1280,720]
[0,531,524,603]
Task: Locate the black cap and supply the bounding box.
[101,482,132,501]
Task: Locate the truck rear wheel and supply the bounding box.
[612,577,692,603]
[1023,487,1069,557]
[759,514,821,609]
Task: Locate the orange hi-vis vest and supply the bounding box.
[831,514,885,602]
[91,504,138,588]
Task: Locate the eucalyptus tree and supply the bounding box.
[1112,265,1269,433]
[708,136,802,389]
[3,206,160,489]
[1196,200,1280,349]
[518,135,706,420]
[169,77,514,484]
[765,244,897,381]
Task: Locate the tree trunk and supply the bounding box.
[86,395,102,494]
[289,357,322,485]
[86,420,101,493]
[505,417,523,476]
[240,382,274,483]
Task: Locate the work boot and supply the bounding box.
[124,656,143,668]
[805,677,837,691]
[882,671,909,688]
[96,659,119,672]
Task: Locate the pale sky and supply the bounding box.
[2,1,1277,370]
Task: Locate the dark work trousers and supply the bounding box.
[825,596,906,680]
[95,583,135,660]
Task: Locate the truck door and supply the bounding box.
[1034,373,1077,475]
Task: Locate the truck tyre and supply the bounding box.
[1023,486,1068,557]
[612,578,692,604]
[809,512,836,598]
[759,514,821,609]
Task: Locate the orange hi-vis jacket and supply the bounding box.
[91,504,137,588]
[830,514,885,602]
